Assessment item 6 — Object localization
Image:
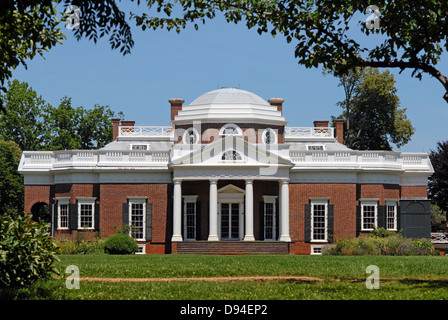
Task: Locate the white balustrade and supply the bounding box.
[119,126,173,137]
[285,127,334,138]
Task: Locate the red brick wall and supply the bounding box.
[174,123,285,144]
[400,185,428,199]
[24,185,53,213]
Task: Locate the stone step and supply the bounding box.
[176,241,289,255]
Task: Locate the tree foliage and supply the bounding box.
[131,0,448,103]
[0,80,124,151]
[0,0,134,108]
[429,141,448,215]
[331,67,414,150]
[0,140,23,215]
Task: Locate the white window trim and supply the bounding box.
[128,198,146,241]
[56,197,70,230]
[386,200,398,231]
[219,123,242,136]
[182,127,200,145]
[183,196,198,241]
[311,200,328,242]
[219,149,244,162]
[361,200,378,231]
[136,244,146,254]
[262,128,278,145]
[263,196,278,241]
[77,198,96,230]
[311,245,324,255]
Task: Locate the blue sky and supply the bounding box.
[10,3,448,153]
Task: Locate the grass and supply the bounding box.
[12,254,448,300]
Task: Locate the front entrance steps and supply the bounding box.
[176,241,289,255]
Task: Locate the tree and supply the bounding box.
[45,97,124,150]
[0,0,134,107]
[132,0,448,104]
[0,80,124,151]
[0,140,23,215]
[429,141,448,216]
[0,79,50,151]
[331,67,414,150]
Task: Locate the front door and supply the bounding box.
[221,203,240,240]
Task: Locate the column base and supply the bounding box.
[243,235,255,241]
[279,235,291,242]
[208,235,219,241]
[171,235,183,242]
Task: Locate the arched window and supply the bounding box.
[183,127,199,144]
[262,128,277,144]
[219,124,242,136]
[221,150,242,161]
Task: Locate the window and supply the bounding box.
[78,199,95,230]
[57,199,69,229]
[183,196,198,241]
[311,200,328,241]
[129,199,146,240]
[131,144,148,150]
[183,127,199,144]
[307,145,324,151]
[263,196,277,240]
[221,150,242,161]
[262,128,277,144]
[220,124,242,136]
[361,201,378,231]
[386,201,397,231]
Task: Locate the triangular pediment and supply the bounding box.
[170,136,293,167]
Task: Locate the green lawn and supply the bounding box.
[22,254,448,300]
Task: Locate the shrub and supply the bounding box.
[104,234,138,255]
[371,227,397,238]
[329,233,437,256]
[0,211,59,289]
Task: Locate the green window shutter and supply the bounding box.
[259,201,265,241]
[69,203,78,230]
[304,204,311,242]
[196,202,201,240]
[94,203,100,232]
[356,205,361,236]
[146,202,152,241]
[122,202,129,232]
[328,204,334,242]
[53,202,58,231]
[377,205,386,229]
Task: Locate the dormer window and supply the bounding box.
[219,124,242,136]
[307,145,324,151]
[262,128,277,144]
[183,127,199,144]
[221,150,242,161]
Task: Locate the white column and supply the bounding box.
[208,179,219,241]
[244,179,255,241]
[171,179,183,242]
[279,180,291,242]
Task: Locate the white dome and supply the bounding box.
[189,88,270,106]
[174,88,287,126]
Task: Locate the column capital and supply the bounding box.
[245,178,254,184]
[173,178,182,184]
[209,178,219,184]
[279,179,290,185]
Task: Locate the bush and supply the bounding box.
[0,211,59,289]
[104,234,138,255]
[328,232,438,256]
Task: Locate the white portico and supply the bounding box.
[169,135,293,242]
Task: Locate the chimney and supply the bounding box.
[169,98,185,121]
[335,119,345,144]
[112,118,121,141]
[120,120,135,127]
[313,120,329,128]
[268,98,284,114]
